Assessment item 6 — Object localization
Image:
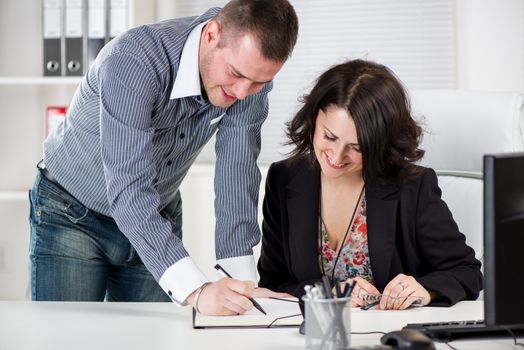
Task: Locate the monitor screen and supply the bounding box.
[484,152,524,326]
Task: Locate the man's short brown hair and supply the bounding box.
[216,0,299,62]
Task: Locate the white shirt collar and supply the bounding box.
[170,21,208,100]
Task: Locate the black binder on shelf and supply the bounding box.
[64,0,84,76]
[86,0,106,70]
[108,0,128,41]
[42,0,63,76]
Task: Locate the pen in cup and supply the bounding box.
[334,277,342,298]
[321,275,333,299]
[213,264,267,315]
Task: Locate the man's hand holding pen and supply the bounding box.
[186,278,256,316]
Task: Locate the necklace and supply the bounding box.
[318,182,365,284]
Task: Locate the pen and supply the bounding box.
[341,282,349,297]
[213,264,267,315]
[361,300,380,311]
[321,275,333,299]
[334,276,341,298]
[343,280,356,298]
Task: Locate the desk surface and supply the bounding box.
[0,300,517,349]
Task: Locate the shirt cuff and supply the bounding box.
[159,257,208,306]
[216,255,258,286]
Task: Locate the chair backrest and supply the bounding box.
[410,90,524,265]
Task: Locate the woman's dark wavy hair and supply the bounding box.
[286,59,425,184]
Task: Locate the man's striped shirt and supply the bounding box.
[42,8,270,304]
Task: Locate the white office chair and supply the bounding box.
[410,90,524,268]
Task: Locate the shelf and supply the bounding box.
[0,77,82,86]
[0,191,27,201]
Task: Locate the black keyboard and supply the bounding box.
[403,320,524,342]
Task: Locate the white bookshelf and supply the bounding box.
[0,0,157,300]
[0,191,27,201]
[0,0,157,192]
[0,77,83,86]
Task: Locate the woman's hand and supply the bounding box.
[251,287,295,300]
[380,273,431,310]
[348,276,380,307]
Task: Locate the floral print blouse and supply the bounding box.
[319,195,374,284]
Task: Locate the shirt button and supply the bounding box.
[180,132,185,139]
[168,290,172,296]
[167,160,172,166]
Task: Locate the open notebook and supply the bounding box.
[192,297,303,328]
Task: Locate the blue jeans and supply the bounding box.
[28,171,182,301]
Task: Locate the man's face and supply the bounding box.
[199,21,284,108]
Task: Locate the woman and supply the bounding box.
[257,59,482,309]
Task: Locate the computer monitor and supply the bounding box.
[484,152,524,327]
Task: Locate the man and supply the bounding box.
[29,0,298,316]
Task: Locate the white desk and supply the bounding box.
[0,301,518,349]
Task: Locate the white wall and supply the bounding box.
[0,193,29,300]
[180,165,268,280]
[456,0,524,92]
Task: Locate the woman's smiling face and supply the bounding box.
[313,104,363,179]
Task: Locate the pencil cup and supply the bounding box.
[302,296,351,350]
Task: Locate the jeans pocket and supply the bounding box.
[36,178,90,225]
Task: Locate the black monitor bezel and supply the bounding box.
[483,152,524,327]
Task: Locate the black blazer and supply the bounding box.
[257,157,482,306]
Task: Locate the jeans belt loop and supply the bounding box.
[37,161,59,185]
